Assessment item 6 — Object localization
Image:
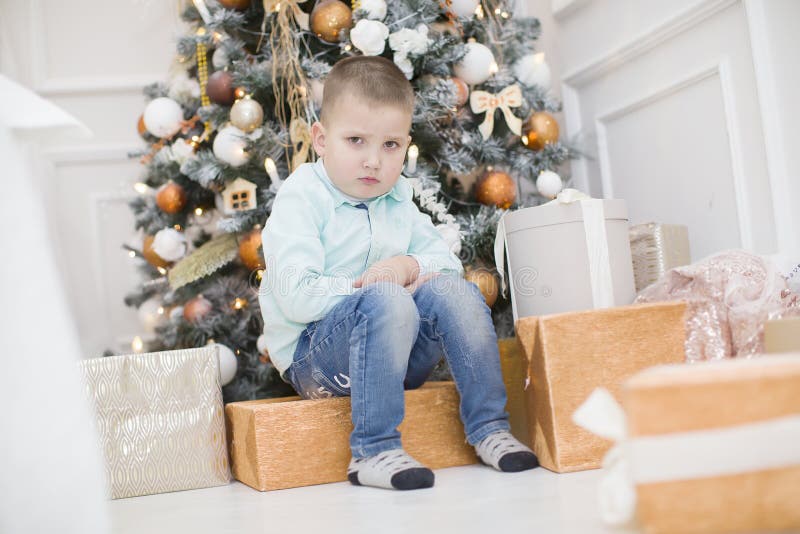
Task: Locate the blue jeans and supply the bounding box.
[285,274,510,458]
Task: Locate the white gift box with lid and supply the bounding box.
[495,189,636,320]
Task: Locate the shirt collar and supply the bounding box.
[312,158,406,207]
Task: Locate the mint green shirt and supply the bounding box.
[259,159,464,375]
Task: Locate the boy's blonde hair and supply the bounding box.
[320,56,415,123]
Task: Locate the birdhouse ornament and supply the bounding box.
[221,177,257,215]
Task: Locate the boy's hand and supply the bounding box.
[353,256,420,289]
[403,272,440,293]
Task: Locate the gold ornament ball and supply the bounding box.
[238,227,265,271]
[218,0,250,10]
[451,77,470,107]
[521,111,560,151]
[142,235,171,269]
[465,269,499,308]
[155,181,187,214]
[234,86,247,100]
[475,170,516,209]
[183,295,213,323]
[230,96,264,133]
[311,0,353,43]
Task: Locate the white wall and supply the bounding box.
[0,0,183,357]
[531,0,799,265]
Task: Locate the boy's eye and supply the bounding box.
[384,141,399,149]
[348,137,363,144]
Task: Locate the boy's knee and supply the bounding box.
[419,274,484,306]
[358,281,419,326]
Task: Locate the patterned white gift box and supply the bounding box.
[78,346,231,499]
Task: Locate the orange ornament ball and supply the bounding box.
[218,0,250,10]
[183,295,213,323]
[238,227,265,271]
[451,77,470,107]
[142,235,171,269]
[310,0,353,43]
[521,111,560,151]
[137,114,148,138]
[155,181,187,214]
[465,268,499,308]
[475,170,516,209]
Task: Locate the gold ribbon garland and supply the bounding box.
[470,83,523,140]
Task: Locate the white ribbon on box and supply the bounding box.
[572,388,800,526]
[494,188,615,322]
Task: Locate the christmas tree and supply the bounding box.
[125,0,571,402]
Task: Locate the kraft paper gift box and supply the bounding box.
[516,301,686,473]
[628,222,691,292]
[495,188,636,321]
[225,382,477,491]
[78,346,231,499]
[498,337,532,448]
[764,316,800,353]
[574,354,800,534]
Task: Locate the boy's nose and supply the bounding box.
[363,149,380,170]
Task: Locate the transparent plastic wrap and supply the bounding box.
[634,250,800,361]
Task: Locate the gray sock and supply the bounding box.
[475,430,539,472]
[347,449,434,490]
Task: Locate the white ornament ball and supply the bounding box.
[152,227,187,262]
[169,306,184,323]
[138,298,165,334]
[513,53,552,90]
[360,0,387,20]
[213,343,238,386]
[536,170,563,199]
[230,97,264,133]
[143,97,184,138]
[449,0,479,17]
[350,19,389,56]
[454,42,496,85]
[257,334,269,355]
[213,125,250,167]
[212,47,230,69]
[436,224,462,256]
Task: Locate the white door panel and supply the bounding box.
[551,0,791,261]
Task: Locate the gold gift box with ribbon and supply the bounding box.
[516,301,687,473]
[575,354,800,534]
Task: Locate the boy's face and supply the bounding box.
[311,95,412,200]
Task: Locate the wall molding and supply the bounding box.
[43,144,141,164]
[592,60,754,249]
[89,191,138,342]
[28,0,160,97]
[551,0,591,21]
[37,75,162,97]
[562,0,739,88]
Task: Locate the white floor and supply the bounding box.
[109,465,639,534]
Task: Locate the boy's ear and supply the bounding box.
[311,121,326,157]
